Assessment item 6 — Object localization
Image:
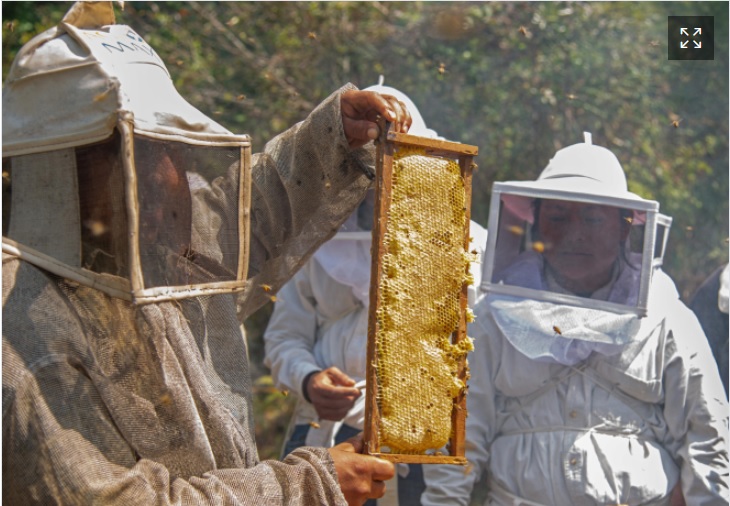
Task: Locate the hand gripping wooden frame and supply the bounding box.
[363,120,478,464]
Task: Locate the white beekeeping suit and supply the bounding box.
[263,80,488,505]
[2,3,408,505]
[422,134,729,506]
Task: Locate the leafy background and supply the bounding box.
[3,1,728,465]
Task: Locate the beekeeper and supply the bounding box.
[263,79,488,505]
[421,134,729,505]
[2,3,414,505]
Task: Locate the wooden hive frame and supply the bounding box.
[363,120,478,465]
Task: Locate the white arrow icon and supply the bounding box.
[680,40,689,48]
[694,40,702,48]
[680,27,689,36]
[694,27,702,36]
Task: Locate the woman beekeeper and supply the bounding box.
[421,133,728,505]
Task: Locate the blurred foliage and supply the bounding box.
[3,1,728,462]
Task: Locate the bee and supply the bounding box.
[437,62,446,76]
[280,389,289,397]
[5,21,15,32]
[260,284,272,292]
[508,225,525,236]
[649,40,660,47]
[93,89,112,102]
[307,31,317,40]
[309,421,320,429]
[158,392,173,407]
[624,216,634,224]
[324,180,331,189]
[518,26,528,36]
[671,118,682,128]
[269,295,278,303]
[553,325,562,335]
[566,93,578,100]
[532,241,545,253]
[236,94,246,101]
[84,219,108,237]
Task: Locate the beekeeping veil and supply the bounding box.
[481,133,672,365]
[2,1,252,304]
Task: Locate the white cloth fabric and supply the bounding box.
[421,269,729,506]
[719,263,729,315]
[264,221,487,448]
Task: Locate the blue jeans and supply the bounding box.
[283,423,426,506]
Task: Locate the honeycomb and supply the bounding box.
[375,146,475,454]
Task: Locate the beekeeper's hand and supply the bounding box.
[329,433,395,506]
[341,90,412,149]
[306,366,361,421]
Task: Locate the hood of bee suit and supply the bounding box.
[500,132,655,225]
[2,1,239,157]
[3,1,253,304]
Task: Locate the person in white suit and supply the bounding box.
[421,134,728,506]
[264,79,487,506]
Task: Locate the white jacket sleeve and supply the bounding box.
[263,262,321,399]
[421,305,497,506]
[662,298,729,504]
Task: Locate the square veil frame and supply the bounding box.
[363,121,478,464]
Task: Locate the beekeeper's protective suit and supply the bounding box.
[421,134,729,505]
[2,3,404,505]
[263,82,488,505]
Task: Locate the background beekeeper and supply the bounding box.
[2,3,413,505]
[263,78,488,506]
[421,134,729,505]
[689,263,730,397]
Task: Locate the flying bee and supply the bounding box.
[553,325,562,335]
[236,94,246,101]
[309,421,320,429]
[671,118,682,128]
[84,219,108,237]
[5,21,15,32]
[158,392,173,407]
[508,225,525,236]
[280,389,289,397]
[518,26,528,36]
[307,31,317,40]
[566,93,578,100]
[437,62,446,75]
[260,284,272,292]
[532,241,545,253]
[269,295,278,303]
[623,216,634,224]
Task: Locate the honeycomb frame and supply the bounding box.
[363,120,477,465]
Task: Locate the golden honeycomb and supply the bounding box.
[375,146,474,454]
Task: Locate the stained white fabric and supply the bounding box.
[421,269,729,505]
